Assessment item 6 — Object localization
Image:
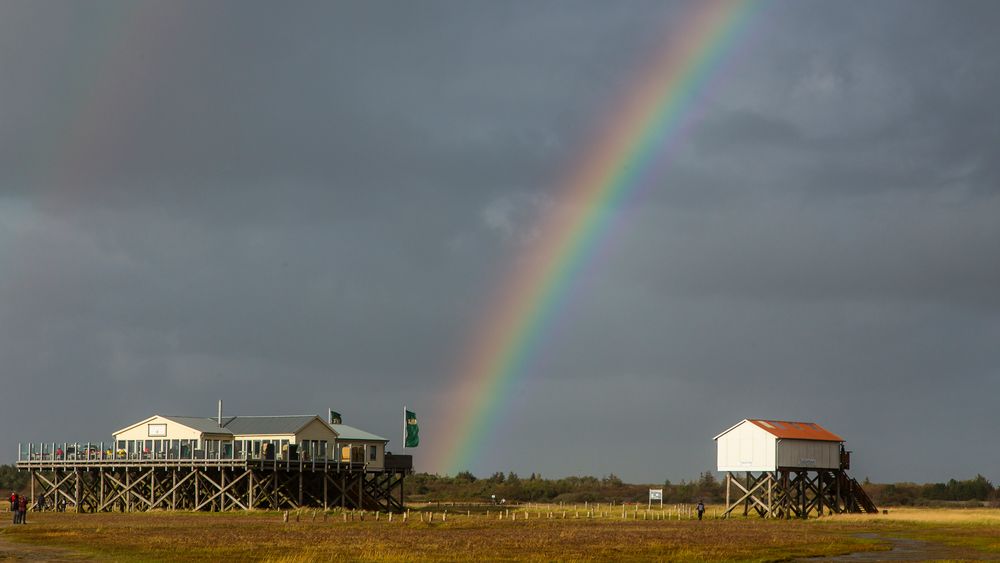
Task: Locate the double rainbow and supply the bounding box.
[436,0,760,473]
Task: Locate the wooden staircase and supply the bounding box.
[849,477,879,513]
[837,473,878,514]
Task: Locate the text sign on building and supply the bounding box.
[649,489,663,501]
[148,424,167,437]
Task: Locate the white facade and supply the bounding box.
[111,414,388,466]
[114,415,217,442]
[716,420,778,472]
[715,419,843,472]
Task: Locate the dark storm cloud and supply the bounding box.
[1,0,998,483]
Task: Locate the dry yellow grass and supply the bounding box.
[0,506,996,562]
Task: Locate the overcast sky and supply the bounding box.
[1,1,998,484]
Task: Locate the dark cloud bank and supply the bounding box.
[1,1,998,483]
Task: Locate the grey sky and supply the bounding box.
[1,1,998,483]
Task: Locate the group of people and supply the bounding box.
[8,492,27,524]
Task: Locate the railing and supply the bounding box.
[16,441,374,470]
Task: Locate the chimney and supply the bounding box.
[218,400,223,427]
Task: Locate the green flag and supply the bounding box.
[405,409,419,448]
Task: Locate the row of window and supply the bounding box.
[112,439,378,461]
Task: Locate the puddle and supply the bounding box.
[801,532,999,561]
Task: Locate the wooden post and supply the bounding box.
[298,470,304,508]
[323,471,328,511]
[725,473,731,519]
[74,469,81,513]
[767,473,773,519]
[817,472,823,517]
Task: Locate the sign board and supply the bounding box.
[148,424,167,437]
[648,488,664,508]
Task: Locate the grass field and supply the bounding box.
[1,505,997,561]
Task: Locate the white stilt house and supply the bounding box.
[714,419,877,519]
[18,408,410,514]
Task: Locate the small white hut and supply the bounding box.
[714,418,845,472]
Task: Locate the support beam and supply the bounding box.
[19,461,409,514]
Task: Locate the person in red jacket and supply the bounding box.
[9,493,17,524]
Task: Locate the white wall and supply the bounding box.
[114,416,205,442]
[294,418,339,444]
[716,421,776,472]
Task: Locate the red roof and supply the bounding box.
[748,419,844,442]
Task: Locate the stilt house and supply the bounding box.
[713,418,877,518]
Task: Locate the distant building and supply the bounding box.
[18,408,409,513]
[113,412,388,469]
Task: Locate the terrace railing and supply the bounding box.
[16,441,374,473]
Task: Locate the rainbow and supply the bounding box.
[436,0,761,473]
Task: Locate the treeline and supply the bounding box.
[409,471,999,506]
[0,465,29,493]
[1,464,995,507]
[865,475,998,506]
[409,471,725,504]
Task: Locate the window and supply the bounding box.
[369,445,377,461]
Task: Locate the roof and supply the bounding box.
[329,424,388,442]
[114,414,387,441]
[114,415,235,436]
[222,415,329,436]
[714,419,844,442]
[160,416,234,435]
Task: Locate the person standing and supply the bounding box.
[696,500,705,521]
[18,494,27,524]
[10,493,18,524]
